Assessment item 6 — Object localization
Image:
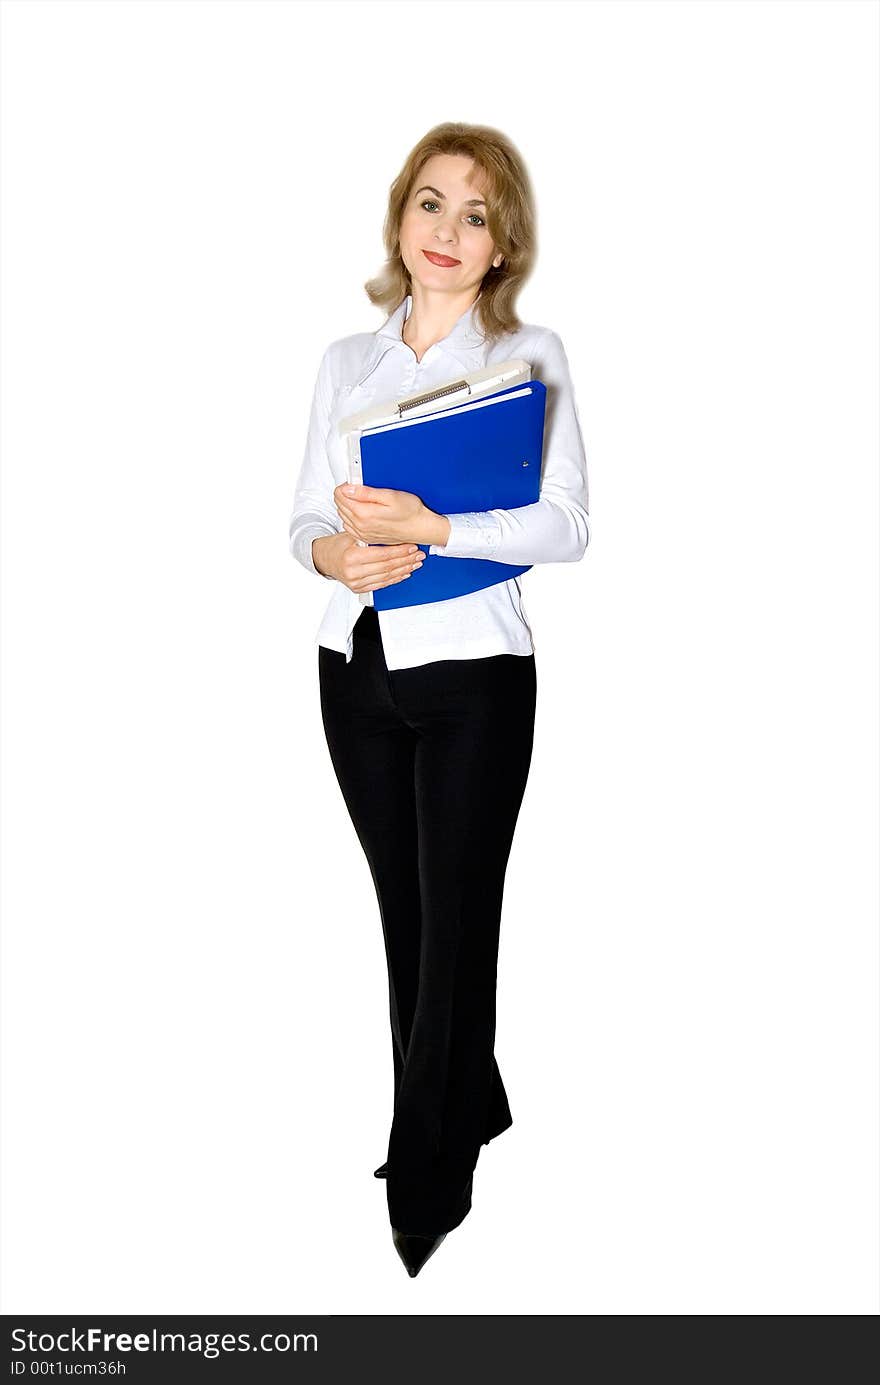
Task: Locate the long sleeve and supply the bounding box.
[288,346,342,579]
[427,328,590,565]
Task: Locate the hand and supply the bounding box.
[312,532,425,593]
[333,483,449,547]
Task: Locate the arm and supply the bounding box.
[427,328,590,565]
[288,346,343,580]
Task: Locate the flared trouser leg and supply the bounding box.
[318,607,536,1235]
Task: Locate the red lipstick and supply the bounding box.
[422,250,461,267]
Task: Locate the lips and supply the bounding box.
[422,250,461,267]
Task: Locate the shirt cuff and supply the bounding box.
[428,512,503,559]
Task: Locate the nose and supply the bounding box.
[433,215,459,247]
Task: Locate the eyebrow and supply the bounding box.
[415,185,487,208]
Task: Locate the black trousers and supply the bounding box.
[318,605,537,1235]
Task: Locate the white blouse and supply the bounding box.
[289,294,590,670]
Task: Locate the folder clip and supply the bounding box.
[398,379,470,416]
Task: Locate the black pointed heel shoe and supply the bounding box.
[390,1172,472,1276]
[391,1228,447,1277]
[373,1161,388,1179]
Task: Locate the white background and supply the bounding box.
[1,0,877,1315]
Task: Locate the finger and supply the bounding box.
[351,538,419,562]
[337,497,370,521]
[354,556,424,589]
[358,555,423,582]
[379,561,422,588]
[336,483,362,503]
[357,570,415,591]
[355,543,422,561]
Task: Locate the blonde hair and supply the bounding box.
[364,122,538,347]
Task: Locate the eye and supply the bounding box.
[420,199,486,228]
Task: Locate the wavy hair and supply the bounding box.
[364,122,538,346]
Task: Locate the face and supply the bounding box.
[398,153,504,296]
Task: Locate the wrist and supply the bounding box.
[426,512,451,548]
[311,533,339,578]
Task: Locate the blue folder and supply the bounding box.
[357,380,546,611]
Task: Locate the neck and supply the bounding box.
[403,285,479,351]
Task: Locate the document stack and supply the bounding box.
[338,359,546,611]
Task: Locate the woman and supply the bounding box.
[289,123,590,1277]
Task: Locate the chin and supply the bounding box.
[410,264,473,285]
